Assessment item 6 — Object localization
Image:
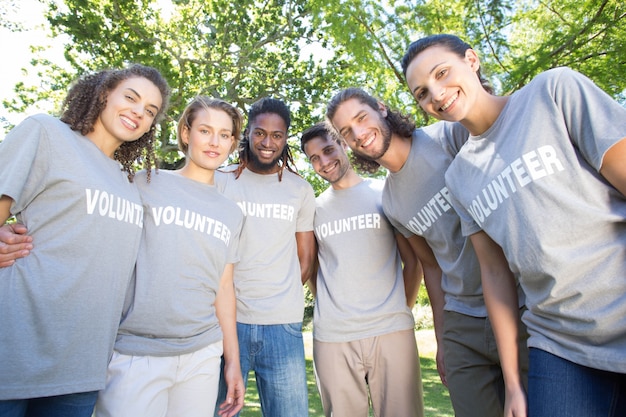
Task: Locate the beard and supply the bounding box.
[248,146,284,173]
[353,120,392,161]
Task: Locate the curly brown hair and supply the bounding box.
[60,64,170,182]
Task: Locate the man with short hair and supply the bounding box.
[300,122,423,417]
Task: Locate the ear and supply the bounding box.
[465,48,480,72]
[377,101,388,118]
[181,125,190,145]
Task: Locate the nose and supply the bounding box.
[353,125,368,142]
[131,103,145,118]
[319,153,332,167]
[208,133,219,146]
[260,135,271,148]
[434,86,446,102]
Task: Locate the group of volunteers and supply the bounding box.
[0,32,624,417]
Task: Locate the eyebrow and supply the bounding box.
[339,110,366,136]
[412,61,447,94]
[126,87,161,112]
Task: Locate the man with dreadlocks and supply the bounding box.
[214,97,316,417]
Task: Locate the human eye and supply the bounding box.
[436,68,448,79]
[200,128,209,134]
[146,108,155,117]
[272,133,284,140]
[416,89,426,101]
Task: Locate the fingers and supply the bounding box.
[0,224,33,267]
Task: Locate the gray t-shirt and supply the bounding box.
[114,170,243,357]
[445,67,626,373]
[384,122,524,316]
[313,179,414,342]
[0,114,143,399]
[216,166,315,324]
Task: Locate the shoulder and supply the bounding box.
[418,121,469,157]
[525,67,590,92]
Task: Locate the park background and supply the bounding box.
[1,0,625,415]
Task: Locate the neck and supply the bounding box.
[464,95,510,136]
[331,168,362,190]
[177,164,216,185]
[376,133,411,173]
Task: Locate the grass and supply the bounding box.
[240,330,454,416]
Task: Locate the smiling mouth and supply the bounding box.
[323,161,338,174]
[360,133,375,148]
[120,116,138,129]
[440,92,458,112]
[258,149,275,158]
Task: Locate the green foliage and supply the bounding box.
[3,0,625,153]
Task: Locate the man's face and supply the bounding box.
[330,98,391,162]
[304,135,350,185]
[247,112,288,173]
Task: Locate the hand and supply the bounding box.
[436,347,447,387]
[504,385,527,417]
[217,361,245,417]
[0,223,33,268]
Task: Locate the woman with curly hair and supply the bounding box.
[0,63,169,417]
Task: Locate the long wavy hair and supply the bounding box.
[60,64,170,182]
[325,87,415,173]
[233,97,298,181]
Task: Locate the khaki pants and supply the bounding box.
[313,329,424,417]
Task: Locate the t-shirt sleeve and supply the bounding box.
[296,181,315,232]
[0,116,51,214]
[551,68,626,171]
[226,214,244,264]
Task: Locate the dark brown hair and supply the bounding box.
[60,64,170,181]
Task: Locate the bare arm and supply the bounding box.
[396,232,422,307]
[215,263,245,417]
[406,234,447,385]
[599,137,626,196]
[296,231,316,286]
[470,231,526,417]
[0,195,33,268]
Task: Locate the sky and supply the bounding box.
[0,0,67,134]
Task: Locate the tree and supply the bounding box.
[3,0,625,166]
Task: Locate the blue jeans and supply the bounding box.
[528,348,626,417]
[216,322,308,417]
[0,391,98,417]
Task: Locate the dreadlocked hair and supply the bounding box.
[325,87,416,174]
[233,97,299,181]
[60,64,170,182]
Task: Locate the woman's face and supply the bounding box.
[404,45,481,123]
[93,76,163,148]
[182,107,235,174]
